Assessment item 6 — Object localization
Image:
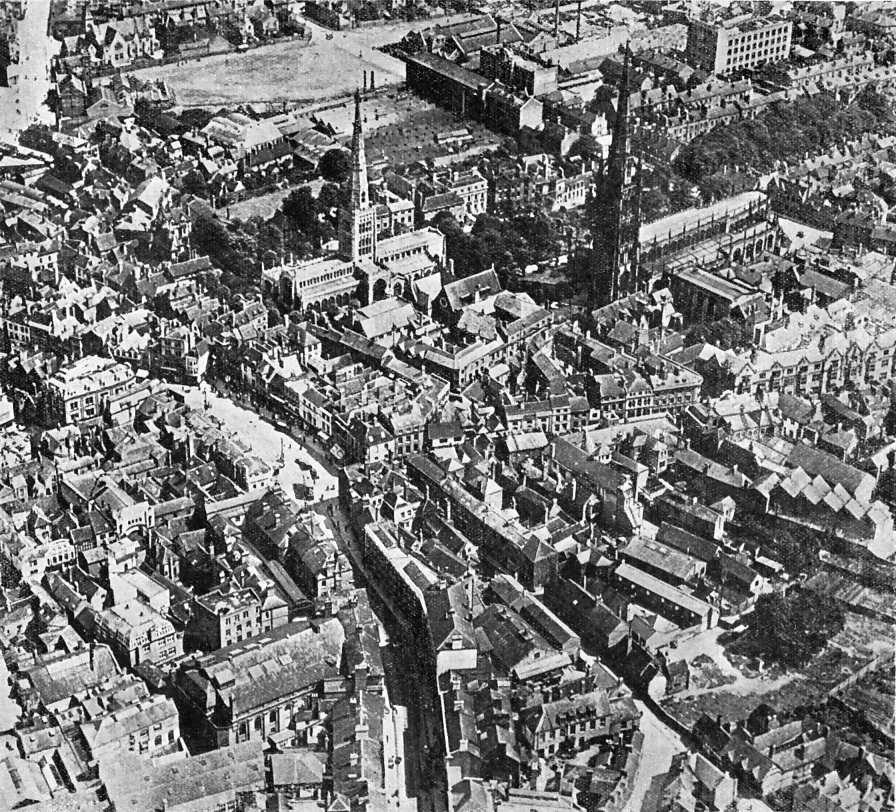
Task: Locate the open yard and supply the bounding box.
[660,609,893,731]
[130,15,474,107]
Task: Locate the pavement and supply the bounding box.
[778,216,833,250]
[382,704,415,811]
[737,800,776,812]
[0,0,58,136]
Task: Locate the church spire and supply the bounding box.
[608,43,632,185]
[349,88,370,211]
[589,42,641,307]
[338,89,377,262]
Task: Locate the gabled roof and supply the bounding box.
[442,268,502,311]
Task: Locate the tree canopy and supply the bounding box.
[282,187,319,236]
[319,148,352,183]
[675,89,896,190]
[434,211,563,277]
[729,589,844,669]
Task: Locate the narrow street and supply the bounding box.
[322,502,449,812]
[625,700,686,811]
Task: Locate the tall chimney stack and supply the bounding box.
[576,0,582,42]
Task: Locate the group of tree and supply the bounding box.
[675,88,896,192]
[684,317,754,351]
[191,213,263,296]
[433,211,564,277]
[189,180,345,294]
[771,523,826,577]
[729,588,844,669]
[279,182,342,249]
[638,164,703,222]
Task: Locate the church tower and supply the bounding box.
[338,90,378,263]
[590,45,642,306]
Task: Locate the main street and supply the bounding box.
[178,384,442,810]
[181,384,338,504]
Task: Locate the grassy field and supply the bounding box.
[130,15,473,107]
[131,36,400,106]
[219,178,324,221]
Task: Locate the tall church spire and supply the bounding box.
[608,43,632,186]
[338,90,377,262]
[348,88,370,211]
[589,42,642,306]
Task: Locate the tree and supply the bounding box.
[640,184,672,222]
[731,589,844,669]
[674,90,896,192]
[268,306,283,327]
[774,524,824,576]
[201,272,220,297]
[257,222,285,256]
[317,181,342,215]
[181,169,209,198]
[53,152,81,185]
[434,211,486,275]
[192,213,231,258]
[282,186,318,235]
[178,108,215,132]
[319,148,351,183]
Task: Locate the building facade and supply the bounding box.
[685,15,793,75]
